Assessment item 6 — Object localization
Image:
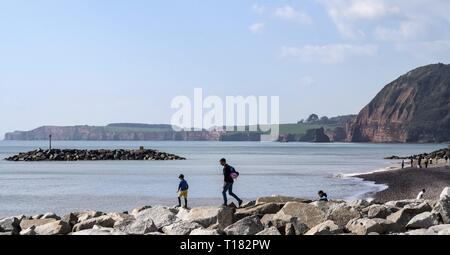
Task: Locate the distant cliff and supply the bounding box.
[347,63,450,143]
[4,124,222,141]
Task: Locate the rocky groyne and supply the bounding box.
[384,147,449,160]
[5,148,186,161]
[1,188,450,235]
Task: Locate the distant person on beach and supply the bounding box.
[318,190,328,201]
[416,189,426,200]
[445,155,449,164]
[401,160,405,169]
[177,174,189,208]
[425,159,429,168]
[418,157,422,168]
[220,158,243,207]
[410,158,414,167]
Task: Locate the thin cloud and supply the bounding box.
[281,44,378,64]
[249,22,265,34]
[274,5,312,24]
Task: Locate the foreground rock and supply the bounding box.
[5,148,186,161]
[2,187,450,235]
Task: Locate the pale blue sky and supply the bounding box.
[1,0,449,135]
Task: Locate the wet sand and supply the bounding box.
[357,164,450,203]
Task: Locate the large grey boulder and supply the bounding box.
[71,228,126,235]
[326,204,361,228]
[372,218,402,233]
[20,226,37,236]
[0,217,21,235]
[74,211,105,223]
[385,199,420,208]
[367,204,398,219]
[162,221,203,235]
[73,215,116,232]
[176,206,233,230]
[223,215,264,235]
[433,187,450,224]
[305,220,343,235]
[256,196,311,205]
[131,206,152,217]
[387,202,432,228]
[136,206,178,229]
[256,227,282,235]
[284,219,309,235]
[428,224,450,234]
[273,202,326,229]
[114,218,158,235]
[34,220,71,235]
[235,203,281,221]
[406,212,441,229]
[405,228,436,235]
[346,218,384,235]
[41,213,61,220]
[20,219,57,230]
[190,229,221,235]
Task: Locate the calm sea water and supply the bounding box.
[0,141,444,217]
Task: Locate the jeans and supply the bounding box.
[222,182,242,205]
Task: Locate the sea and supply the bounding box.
[0,140,445,217]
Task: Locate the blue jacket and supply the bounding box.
[178,180,189,191]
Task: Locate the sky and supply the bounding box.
[0,0,449,135]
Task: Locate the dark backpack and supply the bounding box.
[230,166,240,179]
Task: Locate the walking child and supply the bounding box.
[177,174,189,208]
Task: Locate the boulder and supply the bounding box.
[346,218,384,235]
[223,215,264,235]
[273,202,326,229]
[73,215,116,232]
[34,220,71,235]
[387,202,432,228]
[256,196,311,205]
[348,200,371,208]
[162,221,203,235]
[284,219,309,235]
[385,199,420,208]
[71,228,124,235]
[190,229,221,235]
[62,213,79,227]
[0,217,21,234]
[433,187,450,224]
[367,204,398,219]
[74,211,105,223]
[131,206,152,217]
[405,229,436,235]
[20,227,37,236]
[235,203,281,221]
[305,220,343,235]
[136,206,178,229]
[114,218,157,235]
[326,204,361,228]
[41,213,61,220]
[20,219,57,230]
[428,224,450,234]
[372,218,402,233]
[241,201,256,208]
[406,212,440,229]
[256,227,282,235]
[176,206,233,230]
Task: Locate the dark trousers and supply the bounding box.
[222,182,241,205]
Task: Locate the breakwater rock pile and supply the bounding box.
[385,147,450,160]
[5,148,186,161]
[2,188,450,235]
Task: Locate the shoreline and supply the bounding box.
[356,163,450,203]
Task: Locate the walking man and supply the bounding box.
[220,158,243,207]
